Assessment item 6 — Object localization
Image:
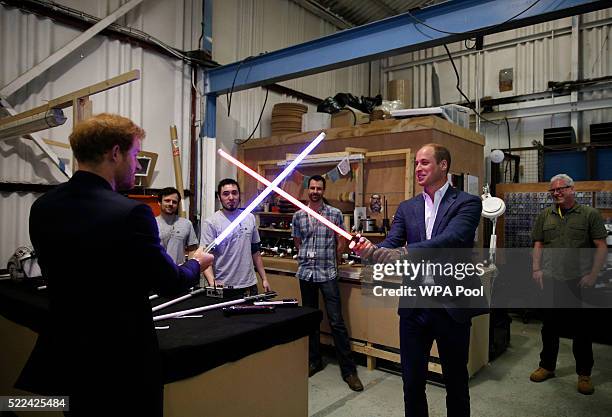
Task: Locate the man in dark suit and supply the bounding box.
[19,113,213,416]
[353,143,485,417]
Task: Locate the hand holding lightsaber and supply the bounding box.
[191,246,214,270]
[350,234,406,264]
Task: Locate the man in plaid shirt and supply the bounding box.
[292,175,363,392]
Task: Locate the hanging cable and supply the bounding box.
[234,87,269,145]
[226,56,253,117]
[406,0,543,36]
[505,117,512,181]
[442,44,500,126]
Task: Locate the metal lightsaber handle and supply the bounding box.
[203,242,216,253]
[153,291,277,322]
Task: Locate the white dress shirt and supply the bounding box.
[423,181,451,240]
[422,181,450,285]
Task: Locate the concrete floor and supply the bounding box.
[308,318,612,417]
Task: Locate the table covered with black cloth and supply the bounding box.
[0,280,322,384]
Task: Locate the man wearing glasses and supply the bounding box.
[530,173,607,395]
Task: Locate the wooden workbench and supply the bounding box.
[259,257,490,378]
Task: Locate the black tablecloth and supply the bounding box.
[0,280,322,383]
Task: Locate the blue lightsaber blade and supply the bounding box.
[203,131,325,253]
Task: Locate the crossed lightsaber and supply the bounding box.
[153,131,360,321]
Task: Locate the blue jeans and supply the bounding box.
[299,278,356,378]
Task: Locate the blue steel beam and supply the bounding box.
[205,0,610,95]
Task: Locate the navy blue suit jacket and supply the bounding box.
[18,171,200,414]
[379,186,487,322]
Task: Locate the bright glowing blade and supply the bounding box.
[212,132,325,247]
[218,149,353,241]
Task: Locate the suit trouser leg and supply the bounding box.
[299,279,321,365]
[400,310,434,417]
[319,279,356,378]
[433,309,471,417]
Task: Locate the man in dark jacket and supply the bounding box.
[20,113,213,416]
[353,143,486,417]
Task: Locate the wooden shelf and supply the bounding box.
[259,227,291,232]
[256,212,295,216]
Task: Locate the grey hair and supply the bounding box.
[550,173,574,187]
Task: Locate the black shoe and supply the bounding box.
[344,373,364,391]
[308,361,324,377]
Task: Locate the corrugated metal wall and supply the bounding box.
[383,8,612,160]
[0,0,202,264]
[211,0,370,182]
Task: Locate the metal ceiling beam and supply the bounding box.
[205,0,610,96]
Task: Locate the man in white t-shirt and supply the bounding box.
[200,178,270,296]
[156,187,198,264]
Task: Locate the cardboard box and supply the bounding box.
[387,79,412,109]
[302,112,331,132]
[331,107,369,128]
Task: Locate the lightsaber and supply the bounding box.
[151,288,204,312]
[218,149,353,241]
[153,291,277,322]
[203,131,326,253]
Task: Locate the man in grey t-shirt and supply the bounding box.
[200,178,270,295]
[156,187,198,264]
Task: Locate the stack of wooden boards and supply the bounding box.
[271,102,308,136]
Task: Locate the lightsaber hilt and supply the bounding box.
[204,241,216,254]
[348,234,363,250]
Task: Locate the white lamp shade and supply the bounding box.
[490,149,505,164]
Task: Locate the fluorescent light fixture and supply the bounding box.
[0,108,67,140]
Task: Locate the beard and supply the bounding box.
[222,199,239,211]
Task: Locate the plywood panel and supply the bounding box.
[241,117,484,224]
[262,259,489,377]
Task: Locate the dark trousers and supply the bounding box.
[539,308,594,376]
[539,278,594,376]
[299,278,356,378]
[400,309,471,417]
